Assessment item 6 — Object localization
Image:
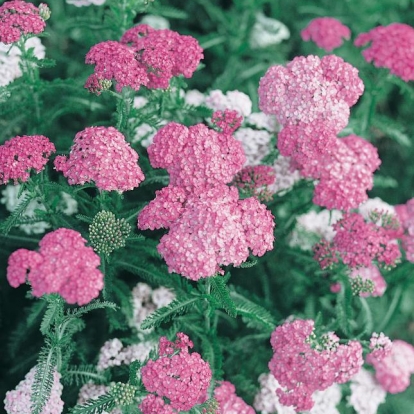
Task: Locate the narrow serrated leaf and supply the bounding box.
[210,277,237,318]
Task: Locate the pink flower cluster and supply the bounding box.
[7,228,103,305]
[138,118,274,280]
[299,134,381,210]
[395,198,414,262]
[301,17,351,52]
[214,381,255,414]
[258,55,377,210]
[0,0,48,44]
[314,212,401,269]
[268,319,363,412]
[54,126,145,192]
[368,340,414,394]
[366,332,392,363]
[4,366,63,414]
[355,23,414,82]
[0,134,55,185]
[85,24,203,92]
[258,55,363,133]
[140,333,212,412]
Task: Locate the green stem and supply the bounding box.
[204,279,212,332]
[377,285,403,332]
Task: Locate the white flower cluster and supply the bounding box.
[204,89,253,117]
[268,155,301,195]
[358,197,396,225]
[254,373,341,414]
[0,37,45,87]
[66,0,106,7]
[1,184,78,235]
[289,209,343,251]
[130,282,175,332]
[97,338,154,371]
[348,368,386,414]
[250,12,290,49]
[234,127,272,166]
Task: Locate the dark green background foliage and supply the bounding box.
[1,0,414,413]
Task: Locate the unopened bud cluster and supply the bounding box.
[89,211,131,256]
[110,382,136,406]
[351,275,375,296]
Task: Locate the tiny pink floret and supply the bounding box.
[7,228,103,305]
[0,135,55,185]
[54,126,145,192]
[301,17,351,52]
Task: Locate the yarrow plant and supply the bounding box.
[2,1,414,413]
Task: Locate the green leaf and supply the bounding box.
[373,115,412,147]
[229,288,276,331]
[65,300,118,319]
[0,193,35,235]
[210,277,237,318]
[64,364,110,386]
[31,346,57,414]
[336,282,353,336]
[140,294,200,330]
[70,394,116,414]
[40,295,64,335]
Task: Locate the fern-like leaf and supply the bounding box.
[229,288,276,331]
[64,364,110,386]
[65,300,118,319]
[141,294,200,330]
[70,394,116,414]
[210,277,237,318]
[0,193,34,234]
[31,346,57,414]
[40,295,64,335]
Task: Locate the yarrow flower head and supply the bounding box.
[314,212,401,270]
[268,319,363,411]
[395,198,414,262]
[233,127,273,166]
[349,368,387,414]
[140,185,274,280]
[7,228,103,305]
[205,89,252,117]
[249,12,290,49]
[258,55,364,133]
[300,135,381,210]
[211,109,243,134]
[119,24,203,89]
[367,332,393,363]
[141,333,212,412]
[355,23,414,82]
[0,0,49,44]
[4,366,63,414]
[54,126,145,192]
[0,36,45,86]
[146,121,245,194]
[0,134,55,185]
[349,265,387,297]
[214,381,255,413]
[89,211,131,256]
[367,339,414,394]
[301,17,351,52]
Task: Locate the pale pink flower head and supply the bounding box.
[394,198,414,262]
[211,109,243,134]
[156,185,274,280]
[366,332,393,363]
[7,228,103,305]
[0,0,49,44]
[120,24,203,89]
[85,40,149,92]
[54,126,145,192]
[4,366,63,414]
[141,333,212,411]
[301,17,351,52]
[300,135,381,210]
[258,55,364,133]
[214,381,255,414]
[314,212,401,270]
[268,319,363,411]
[355,23,414,82]
[368,340,414,393]
[147,122,245,194]
[0,135,55,185]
